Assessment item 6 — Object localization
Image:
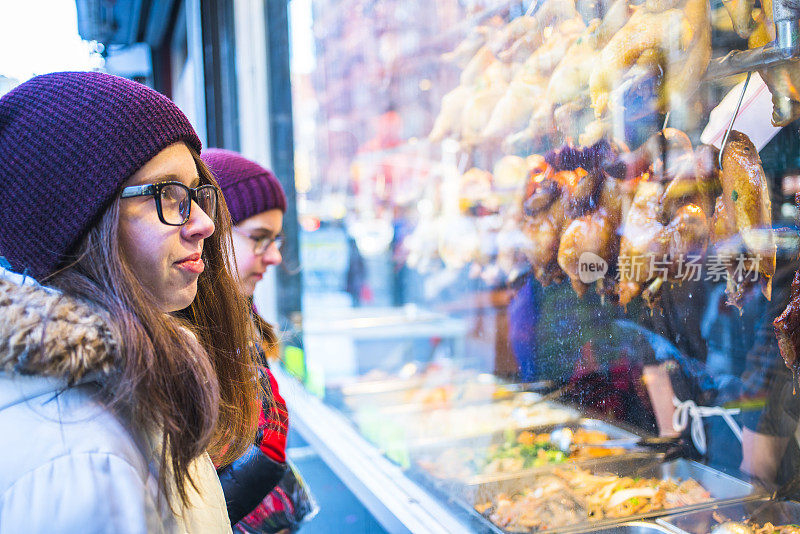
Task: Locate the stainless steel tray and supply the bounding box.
[337,368,505,398]
[354,398,581,450]
[410,418,647,485]
[460,457,764,534]
[339,375,436,398]
[594,522,677,534]
[657,498,800,533]
[343,381,519,413]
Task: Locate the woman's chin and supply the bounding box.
[163,282,199,313]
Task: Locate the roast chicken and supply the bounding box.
[588,0,711,119]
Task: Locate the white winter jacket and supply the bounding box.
[0,268,232,533]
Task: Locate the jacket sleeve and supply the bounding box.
[217,365,289,525]
[217,444,287,524]
[0,452,165,534]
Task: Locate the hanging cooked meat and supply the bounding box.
[659,144,721,221]
[521,159,570,286]
[442,19,501,68]
[614,131,715,307]
[774,265,800,388]
[721,0,756,38]
[483,79,546,139]
[428,85,472,142]
[618,180,670,306]
[546,0,633,108]
[460,84,508,146]
[558,179,625,296]
[719,131,776,300]
[759,60,800,127]
[588,0,710,118]
[665,203,710,275]
[610,128,694,182]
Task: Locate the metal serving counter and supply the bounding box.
[274,362,785,534]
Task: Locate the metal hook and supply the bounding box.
[662,111,671,131]
[719,71,752,171]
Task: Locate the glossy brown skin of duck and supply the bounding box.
[720,130,776,298]
[558,178,624,296]
[774,270,800,374]
[618,180,670,306]
[522,166,569,286]
[665,203,710,277]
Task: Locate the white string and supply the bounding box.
[672,397,742,455]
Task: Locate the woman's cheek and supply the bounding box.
[232,238,253,279]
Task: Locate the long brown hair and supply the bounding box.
[48,147,261,506]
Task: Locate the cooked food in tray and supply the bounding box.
[659,498,800,534]
[354,397,578,445]
[711,517,800,534]
[416,427,628,481]
[338,363,514,407]
[343,380,516,411]
[474,466,712,532]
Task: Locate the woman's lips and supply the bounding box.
[176,253,205,274]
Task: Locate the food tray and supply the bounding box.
[336,367,504,400]
[657,498,800,533]
[342,380,519,413]
[354,398,581,450]
[338,375,435,398]
[410,418,647,485]
[594,522,677,533]
[460,457,763,534]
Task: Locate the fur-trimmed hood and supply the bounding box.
[0,267,118,383]
[0,267,232,533]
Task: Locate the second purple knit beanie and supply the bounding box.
[0,71,202,280]
[200,148,287,225]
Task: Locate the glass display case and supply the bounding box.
[278,0,800,531]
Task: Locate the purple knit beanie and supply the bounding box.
[200,148,287,225]
[0,71,201,280]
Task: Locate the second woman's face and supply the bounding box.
[119,142,216,312]
[232,209,284,296]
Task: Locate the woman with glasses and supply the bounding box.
[0,72,263,532]
[200,148,292,528]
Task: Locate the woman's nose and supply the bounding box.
[261,244,282,266]
[182,200,215,241]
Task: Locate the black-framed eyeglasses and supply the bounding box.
[120,181,218,226]
[232,227,285,255]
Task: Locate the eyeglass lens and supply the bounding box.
[158,184,217,225]
[254,235,284,255]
